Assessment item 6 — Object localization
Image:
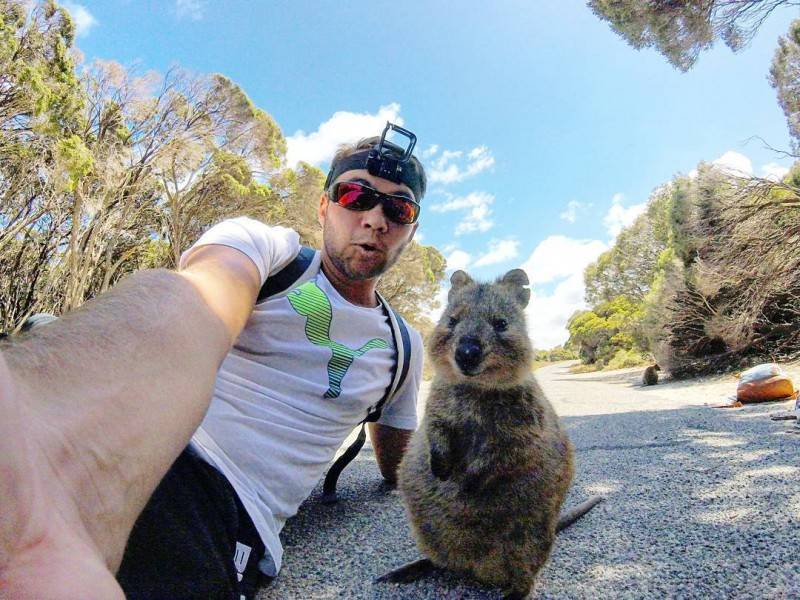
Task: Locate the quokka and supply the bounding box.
[379,269,602,600]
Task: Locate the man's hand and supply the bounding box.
[368,422,413,485]
[0,245,260,599]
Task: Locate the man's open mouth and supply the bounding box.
[356,243,382,253]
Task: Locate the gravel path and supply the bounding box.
[258,363,800,599]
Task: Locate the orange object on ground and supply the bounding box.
[736,363,797,403]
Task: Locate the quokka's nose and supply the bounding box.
[455,336,483,372]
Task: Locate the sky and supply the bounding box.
[66,0,800,348]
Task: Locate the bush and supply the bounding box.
[606,348,648,370]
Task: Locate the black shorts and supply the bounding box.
[117,446,268,600]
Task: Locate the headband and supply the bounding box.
[324,147,426,201]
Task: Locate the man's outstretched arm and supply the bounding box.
[369,422,413,485]
[0,245,259,598]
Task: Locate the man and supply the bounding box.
[0,130,427,599]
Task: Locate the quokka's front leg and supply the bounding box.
[428,422,455,480]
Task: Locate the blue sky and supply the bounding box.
[66,0,800,347]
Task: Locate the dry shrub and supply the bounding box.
[657,171,800,378]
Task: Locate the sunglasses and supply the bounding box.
[330,181,420,225]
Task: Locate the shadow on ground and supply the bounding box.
[258,403,799,599]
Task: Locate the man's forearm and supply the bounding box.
[2,268,233,569]
[369,422,413,484]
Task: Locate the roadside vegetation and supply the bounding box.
[570,3,800,378]
[5,1,800,383]
[0,0,445,336]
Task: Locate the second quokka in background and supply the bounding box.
[378,269,602,600]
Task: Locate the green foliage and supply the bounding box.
[534,345,578,362]
[0,1,447,332]
[770,18,800,152]
[606,347,648,370]
[584,187,670,305]
[377,241,447,334]
[55,134,93,191]
[589,0,715,71]
[269,161,326,248]
[589,0,797,72]
[567,295,645,366]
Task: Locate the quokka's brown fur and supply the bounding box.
[643,364,660,386]
[395,269,575,599]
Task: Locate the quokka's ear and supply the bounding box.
[448,270,474,302]
[500,268,531,308]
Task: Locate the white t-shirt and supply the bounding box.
[179,217,422,575]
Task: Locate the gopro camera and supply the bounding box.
[366,122,417,184]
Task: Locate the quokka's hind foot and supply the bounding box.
[375,558,437,584]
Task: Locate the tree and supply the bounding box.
[770,18,800,152]
[149,71,286,267]
[589,0,800,71]
[0,1,448,335]
[269,161,326,248]
[567,296,645,365]
[584,190,670,305]
[377,241,446,334]
[0,0,83,327]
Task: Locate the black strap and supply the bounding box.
[321,423,368,504]
[255,245,413,505]
[321,307,412,504]
[257,246,316,301]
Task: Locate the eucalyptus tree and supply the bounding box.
[0,0,82,327]
[589,0,800,71]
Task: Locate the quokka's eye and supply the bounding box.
[447,316,458,329]
[493,318,508,332]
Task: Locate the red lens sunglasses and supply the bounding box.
[330,181,420,225]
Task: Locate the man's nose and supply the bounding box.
[361,203,388,231]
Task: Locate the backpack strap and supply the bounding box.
[321,298,412,504]
[257,246,318,301]
[255,246,414,505]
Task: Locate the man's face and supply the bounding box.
[319,168,419,281]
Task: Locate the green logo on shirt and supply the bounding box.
[287,281,389,398]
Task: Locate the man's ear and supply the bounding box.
[318,192,329,227]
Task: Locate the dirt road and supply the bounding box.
[260,363,800,599]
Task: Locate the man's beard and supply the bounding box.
[324,238,404,281]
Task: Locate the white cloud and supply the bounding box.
[430,191,490,212]
[431,191,495,236]
[711,150,753,177]
[603,193,646,238]
[427,145,495,184]
[521,235,607,285]
[455,202,494,235]
[526,272,588,349]
[422,144,439,159]
[63,2,97,36]
[760,162,790,181]
[689,152,789,182]
[473,238,519,268]
[432,235,605,348]
[285,103,402,168]
[445,249,472,272]
[560,200,589,224]
[519,235,608,348]
[175,0,205,20]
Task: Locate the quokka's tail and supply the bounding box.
[556,495,604,532]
